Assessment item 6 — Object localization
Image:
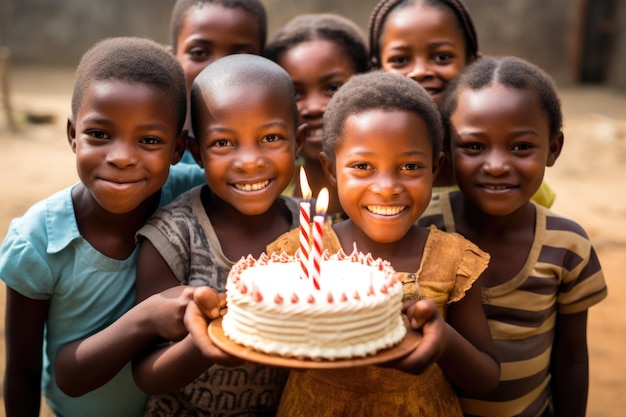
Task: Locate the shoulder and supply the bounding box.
[2,186,78,253]
[422,226,490,303]
[539,204,590,238]
[0,186,78,296]
[160,163,205,207]
[138,186,204,243]
[151,185,203,221]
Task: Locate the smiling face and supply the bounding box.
[68,80,183,214]
[326,108,439,243]
[450,83,563,216]
[193,82,304,216]
[175,4,262,92]
[379,3,469,107]
[278,39,357,164]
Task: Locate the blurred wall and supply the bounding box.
[464,0,577,85]
[1,0,625,88]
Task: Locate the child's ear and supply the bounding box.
[546,131,564,167]
[170,130,188,165]
[295,123,308,156]
[187,134,204,168]
[320,152,337,188]
[66,117,77,153]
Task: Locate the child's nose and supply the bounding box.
[407,58,434,81]
[232,149,267,172]
[299,93,326,119]
[481,151,511,176]
[106,141,138,168]
[371,172,402,196]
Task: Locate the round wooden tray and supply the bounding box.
[208,316,421,369]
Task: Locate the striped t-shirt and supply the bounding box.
[418,191,608,417]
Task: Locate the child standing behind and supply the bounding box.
[131,54,306,416]
[265,71,499,416]
[169,0,267,164]
[419,56,608,416]
[368,0,556,207]
[0,37,204,417]
[264,13,368,220]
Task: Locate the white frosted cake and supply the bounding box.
[222,249,406,360]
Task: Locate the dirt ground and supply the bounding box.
[0,67,625,417]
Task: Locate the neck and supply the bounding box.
[454,193,535,237]
[204,188,292,259]
[72,184,160,259]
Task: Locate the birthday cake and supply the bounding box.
[222,249,406,360]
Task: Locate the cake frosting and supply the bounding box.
[222,249,406,360]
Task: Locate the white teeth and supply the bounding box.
[367,205,405,216]
[234,180,270,191]
[484,185,508,190]
[308,128,323,138]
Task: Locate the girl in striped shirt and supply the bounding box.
[419,56,608,417]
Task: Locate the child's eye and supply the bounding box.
[511,143,535,152]
[87,130,109,140]
[401,163,422,171]
[386,55,409,68]
[325,82,344,95]
[262,134,282,143]
[141,136,161,145]
[188,46,211,61]
[351,162,371,170]
[463,143,484,151]
[212,139,232,148]
[433,52,454,64]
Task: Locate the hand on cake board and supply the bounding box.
[184,286,243,366]
[380,299,446,375]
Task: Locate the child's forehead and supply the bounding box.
[456,84,541,111]
[453,84,550,130]
[341,109,433,145]
[198,81,297,126]
[82,78,167,104]
[80,79,170,106]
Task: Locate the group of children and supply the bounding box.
[0,1,607,417]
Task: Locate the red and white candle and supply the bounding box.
[299,167,312,281]
[311,187,329,290]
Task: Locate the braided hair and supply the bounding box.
[368,0,479,68]
[440,56,563,138]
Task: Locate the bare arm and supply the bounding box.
[54,285,194,397]
[4,287,47,417]
[132,240,238,394]
[551,311,589,417]
[437,279,500,395]
[396,280,500,396]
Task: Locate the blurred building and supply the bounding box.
[0,0,624,88]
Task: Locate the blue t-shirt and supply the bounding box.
[0,163,204,417]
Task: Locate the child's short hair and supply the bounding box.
[440,56,563,137]
[71,36,187,132]
[169,0,267,54]
[189,54,298,137]
[264,13,369,74]
[368,0,479,68]
[323,70,443,164]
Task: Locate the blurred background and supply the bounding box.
[0,0,625,87]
